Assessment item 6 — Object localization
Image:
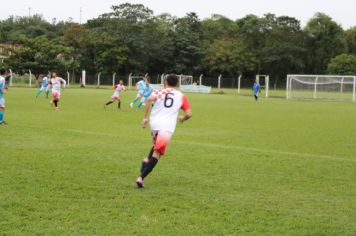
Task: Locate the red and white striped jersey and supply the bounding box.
[113,84,126,96]
[150,88,190,133]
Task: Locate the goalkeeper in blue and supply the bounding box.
[136,78,153,110]
[253,79,261,102]
[35,74,50,98]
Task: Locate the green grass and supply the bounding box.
[1,87,355,235]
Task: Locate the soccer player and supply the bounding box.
[35,74,50,98]
[136,74,192,188]
[253,79,261,102]
[49,72,66,111]
[104,80,126,109]
[0,68,8,125]
[130,77,147,109]
[136,78,153,110]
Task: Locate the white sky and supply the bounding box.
[1,0,356,29]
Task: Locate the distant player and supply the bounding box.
[49,72,66,111]
[136,77,153,110]
[136,74,193,188]
[0,68,8,125]
[104,80,126,109]
[253,79,261,102]
[35,74,50,98]
[130,77,147,109]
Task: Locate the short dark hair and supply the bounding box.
[0,68,6,75]
[166,74,179,87]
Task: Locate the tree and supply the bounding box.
[327,54,356,75]
[345,27,356,55]
[8,36,75,77]
[304,13,347,74]
[204,38,258,76]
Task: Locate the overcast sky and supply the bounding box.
[1,0,355,29]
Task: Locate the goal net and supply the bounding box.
[286,75,356,102]
[128,74,147,88]
[159,74,193,86]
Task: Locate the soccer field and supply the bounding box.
[1,87,355,235]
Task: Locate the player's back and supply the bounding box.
[0,76,5,98]
[150,88,189,133]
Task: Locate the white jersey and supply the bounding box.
[112,84,126,97]
[50,77,66,92]
[149,88,190,133]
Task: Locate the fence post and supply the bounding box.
[199,74,203,85]
[128,73,132,88]
[97,73,101,87]
[67,71,70,87]
[29,70,32,87]
[112,73,116,86]
[237,75,242,94]
[218,75,222,89]
[9,69,13,86]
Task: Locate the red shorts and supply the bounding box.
[52,91,60,100]
[151,130,172,156]
[111,95,120,100]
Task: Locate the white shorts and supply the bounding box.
[136,90,144,97]
[0,98,5,108]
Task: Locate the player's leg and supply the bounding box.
[136,96,146,110]
[50,92,60,110]
[130,93,141,108]
[0,99,5,124]
[45,87,50,98]
[254,94,258,102]
[35,87,44,97]
[117,99,121,109]
[104,95,117,108]
[136,131,172,188]
[141,146,154,173]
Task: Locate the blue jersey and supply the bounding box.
[0,76,5,99]
[143,84,153,98]
[137,80,146,91]
[41,77,49,87]
[253,82,260,95]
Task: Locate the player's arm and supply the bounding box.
[178,95,192,123]
[141,94,155,128]
[61,78,67,88]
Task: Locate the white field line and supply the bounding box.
[18,125,356,163]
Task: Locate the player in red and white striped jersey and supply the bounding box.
[136,74,192,188]
[104,80,126,109]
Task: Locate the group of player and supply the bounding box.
[103,76,153,111]
[35,72,67,111]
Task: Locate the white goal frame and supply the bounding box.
[128,73,148,88]
[286,74,356,102]
[256,75,270,98]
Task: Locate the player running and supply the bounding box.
[136,74,192,188]
[253,79,261,102]
[0,68,8,125]
[130,77,147,109]
[35,74,50,98]
[104,80,126,109]
[49,72,66,111]
[136,78,153,110]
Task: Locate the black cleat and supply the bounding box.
[136,177,144,188]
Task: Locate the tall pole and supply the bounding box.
[28,8,31,18]
[79,7,82,24]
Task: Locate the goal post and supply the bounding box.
[286,74,356,102]
[256,75,270,98]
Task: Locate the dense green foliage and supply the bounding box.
[1,3,356,82]
[1,87,355,234]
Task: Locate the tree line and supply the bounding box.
[0,3,356,86]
